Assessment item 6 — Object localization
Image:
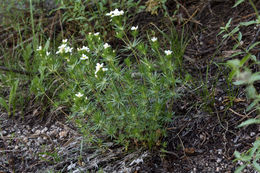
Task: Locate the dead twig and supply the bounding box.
[228,108,249,118]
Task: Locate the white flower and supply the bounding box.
[56,40,72,54]
[81,46,90,52]
[65,46,73,53]
[56,44,67,54]
[104,43,111,49]
[164,50,172,56]
[37,46,42,51]
[85,96,88,100]
[94,32,100,36]
[113,9,124,17]
[46,52,50,56]
[106,12,112,16]
[80,54,88,60]
[59,44,67,49]
[95,63,104,74]
[95,63,108,77]
[77,46,90,52]
[75,92,83,98]
[131,26,138,31]
[106,9,124,17]
[151,37,157,42]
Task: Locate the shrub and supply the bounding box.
[30,5,188,149]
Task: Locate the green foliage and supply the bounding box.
[0,0,184,151]
[0,80,19,116]
[234,140,260,173]
[222,0,260,172]
[38,149,61,164]
[55,0,145,40]
[26,3,188,148]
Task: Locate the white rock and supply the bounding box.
[37,137,44,144]
[216,158,222,163]
[23,137,28,143]
[2,130,7,135]
[35,130,41,135]
[59,131,68,138]
[250,132,255,136]
[42,127,48,133]
[217,149,222,155]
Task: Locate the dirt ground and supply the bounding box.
[0,0,260,172]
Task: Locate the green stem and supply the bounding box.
[29,0,35,38]
[249,0,259,18]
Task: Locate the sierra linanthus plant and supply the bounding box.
[31,8,186,150]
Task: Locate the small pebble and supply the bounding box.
[217,158,222,163]
[2,130,7,135]
[37,137,44,144]
[59,131,68,138]
[217,149,222,155]
[238,160,243,165]
[35,130,41,135]
[42,127,48,133]
[23,137,28,143]
[250,132,255,136]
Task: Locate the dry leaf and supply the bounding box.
[145,0,160,15]
[184,147,195,155]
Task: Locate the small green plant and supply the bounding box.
[30,5,188,149]
[0,80,19,116]
[0,0,187,152]
[234,138,260,173]
[0,0,52,115]
[38,150,61,164]
[221,0,260,172]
